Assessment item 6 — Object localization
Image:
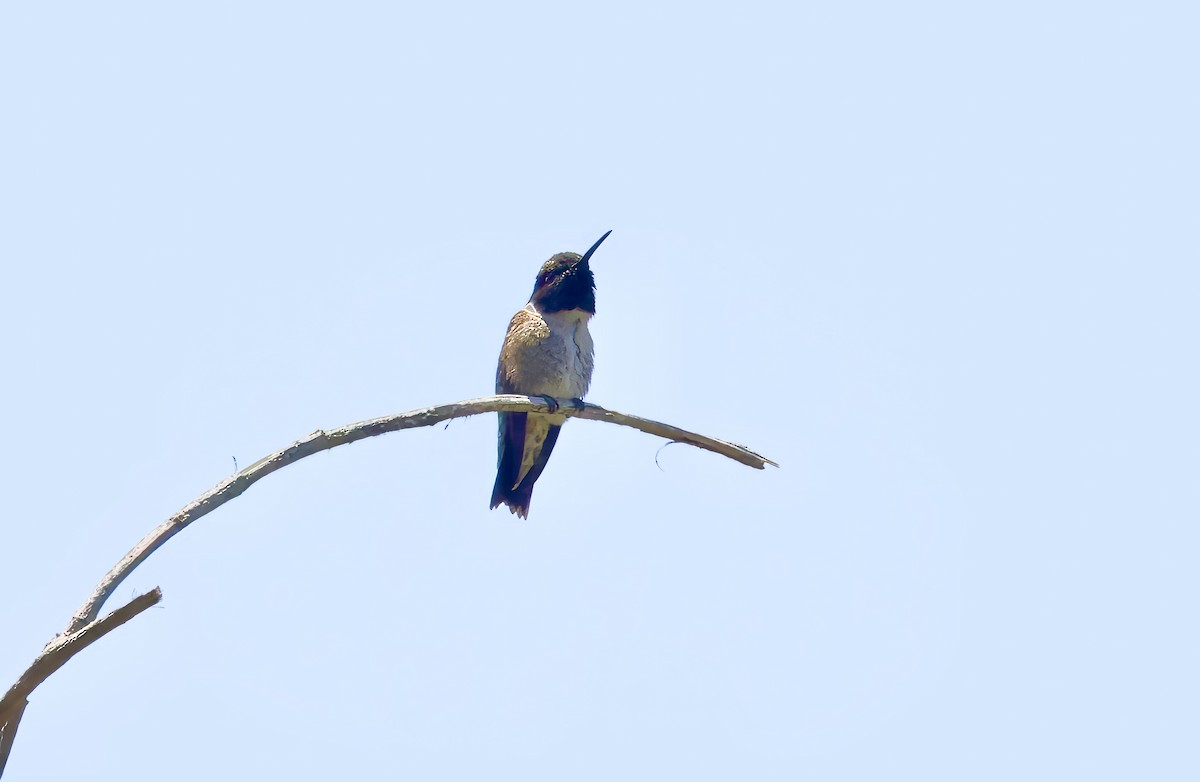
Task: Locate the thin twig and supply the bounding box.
[0,589,162,776]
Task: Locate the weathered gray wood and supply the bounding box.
[0,589,162,776]
[0,395,775,776]
[69,395,776,633]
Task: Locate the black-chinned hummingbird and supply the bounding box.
[490,230,613,518]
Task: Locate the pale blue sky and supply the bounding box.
[2,2,1197,780]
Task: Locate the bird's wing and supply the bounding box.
[496,304,551,394]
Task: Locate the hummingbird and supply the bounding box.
[490,230,613,518]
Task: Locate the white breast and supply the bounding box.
[540,308,595,399]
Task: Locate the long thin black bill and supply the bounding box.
[578,229,613,266]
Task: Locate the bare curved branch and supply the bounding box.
[68,395,775,632]
[0,395,774,775]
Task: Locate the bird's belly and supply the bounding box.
[532,360,588,399]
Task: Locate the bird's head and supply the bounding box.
[529,230,611,314]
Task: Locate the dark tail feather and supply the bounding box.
[490,412,525,512]
[490,412,562,519]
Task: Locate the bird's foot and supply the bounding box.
[537,394,560,413]
[568,397,587,412]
